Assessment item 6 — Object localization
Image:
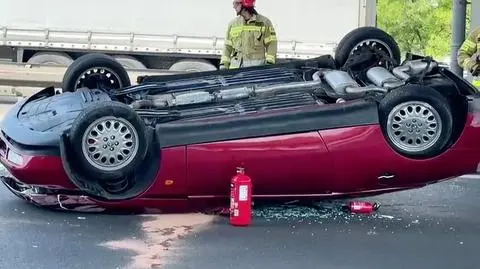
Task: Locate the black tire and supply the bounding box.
[62,53,131,92]
[378,84,453,159]
[168,59,218,72]
[27,52,74,66]
[68,101,148,181]
[335,27,401,68]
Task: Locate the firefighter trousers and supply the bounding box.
[230,57,266,69]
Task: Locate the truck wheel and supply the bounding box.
[27,52,74,66]
[169,59,217,72]
[379,84,453,159]
[113,55,147,69]
[335,27,401,68]
[69,101,148,181]
[62,53,131,92]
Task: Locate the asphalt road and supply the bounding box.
[163,175,480,269]
[0,186,139,269]
[0,166,216,269]
[0,169,479,269]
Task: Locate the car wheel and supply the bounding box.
[69,101,148,181]
[62,53,131,92]
[112,55,147,69]
[27,52,74,66]
[335,27,401,68]
[378,84,453,159]
[168,59,218,72]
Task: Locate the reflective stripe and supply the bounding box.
[231,25,264,32]
[221,55,231,64]
[473,77,480,87]
[229,57,242,69]
[463,58,472,68]
[264,35,277,44]
[225,40,233,46]
[229,25,264,37]
[462,40,477,51]
[266,54,275,63]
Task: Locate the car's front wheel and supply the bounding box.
[378,84,453,159]
[68,101,149,181]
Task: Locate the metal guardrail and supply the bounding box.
[0,62,180,86]
[0,62,182,99]
[0,61,181,73]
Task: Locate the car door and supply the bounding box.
[319,125,409,193]
[185,131,335,199]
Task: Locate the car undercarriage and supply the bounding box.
[71,51,444,129]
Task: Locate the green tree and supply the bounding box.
[377,0,454,59]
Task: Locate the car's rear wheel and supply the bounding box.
[335,27,401,69]
[62,53,131,92]
[379,84,453,158]
[69,101,148,181]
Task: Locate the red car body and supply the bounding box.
[1,99,480,213]
[1,25,479,213]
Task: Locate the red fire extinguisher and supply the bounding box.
[346,201,380,214]
[230,167,253,227]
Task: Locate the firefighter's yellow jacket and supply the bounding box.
[220,13,278,69]
[458,26,480,74]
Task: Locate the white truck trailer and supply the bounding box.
[0,0,377,71]
[472,1,479,37]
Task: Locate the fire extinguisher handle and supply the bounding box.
[236,167,245,174]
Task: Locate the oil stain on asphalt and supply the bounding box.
[100,213,216,269]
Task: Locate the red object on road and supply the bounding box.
[347,201,380,214]
[230,167,253,226]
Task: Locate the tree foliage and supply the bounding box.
[376,0,468,59]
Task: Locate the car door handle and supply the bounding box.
[378,173,395,180]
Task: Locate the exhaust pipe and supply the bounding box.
[130,77,323,109]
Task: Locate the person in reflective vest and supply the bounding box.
[220,0,278,69]
[457,26,480,87]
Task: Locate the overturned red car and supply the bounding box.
[0,27,479,213]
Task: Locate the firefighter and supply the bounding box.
[219,0,278,69]
[457,26,480,87]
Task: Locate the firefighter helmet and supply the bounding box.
[242,0,255,8]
